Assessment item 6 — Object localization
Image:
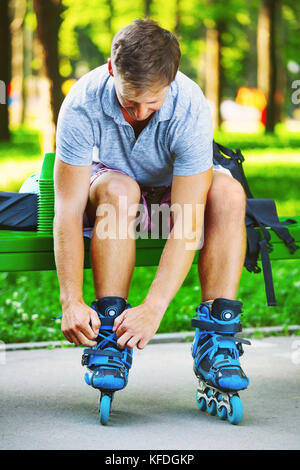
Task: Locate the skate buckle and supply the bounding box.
[81,353,89,366]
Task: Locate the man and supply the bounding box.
[54,19,249,420]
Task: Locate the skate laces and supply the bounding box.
[93,322,132,370]
[96,328,119,353]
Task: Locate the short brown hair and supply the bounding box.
[111,19,181,91]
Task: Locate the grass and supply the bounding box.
[0,127,43,192]
[0,260,299,344]
[0,125,299,343]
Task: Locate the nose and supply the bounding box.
[135,103,148,120]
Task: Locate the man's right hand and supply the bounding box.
[61,300,101,346]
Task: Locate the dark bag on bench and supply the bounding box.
[0,191,38,231]
[213,141,299,306]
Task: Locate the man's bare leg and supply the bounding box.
[192,173,250,423]
[87,171,141,300]
[198,172,247,301]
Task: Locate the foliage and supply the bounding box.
[54,0,300,117]
[1,260,299,344]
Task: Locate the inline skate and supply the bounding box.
[81,296,133,425]
[191,298,250,425]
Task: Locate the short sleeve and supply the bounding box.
[170,88,213,176]
[56,92,94,166]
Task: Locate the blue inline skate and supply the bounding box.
[81,296,133,425]
[191,298,250,425]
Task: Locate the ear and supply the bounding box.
[108,58,114,77]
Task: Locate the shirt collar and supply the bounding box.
[101,74,174,125]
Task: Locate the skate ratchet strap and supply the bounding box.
[82,349,123,358]
[191,318,242,333]
[82,348,132,368]
[211,358,232,372]
[195,335,250,366]
[82,348,123,366]
[217,335,251,346]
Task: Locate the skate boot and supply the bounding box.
[191,298,250,425]
[81,296,133,425]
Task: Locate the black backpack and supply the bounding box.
[213,141,299,306]
[0,191,38,231]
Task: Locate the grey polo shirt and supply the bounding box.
[56,64,213,186]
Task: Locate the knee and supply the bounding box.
[207,174,246,218]
[93,174,141,208]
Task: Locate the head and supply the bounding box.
[108,19,181,121]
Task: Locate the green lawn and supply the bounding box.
[0,126,299,343]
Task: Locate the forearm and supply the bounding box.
[53,213,85,306]
[145,212,204,315]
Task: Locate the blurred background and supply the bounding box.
[0,0,299,343]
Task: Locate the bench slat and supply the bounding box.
[0,216,299,272]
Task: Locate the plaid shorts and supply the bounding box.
[86,162,173,235]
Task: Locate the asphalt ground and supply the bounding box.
[0,336,299,450]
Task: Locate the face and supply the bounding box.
[108,59,169,121]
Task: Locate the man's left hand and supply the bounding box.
[113,303,163,350]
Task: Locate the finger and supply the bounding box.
[90,310,101,336]
[61,323,77,345]
[61,324,71,343]
[62,331,73,344]
[67,330,81,346]
[117,331,133,349]
[78,319,99,342]
[115,318,130,338]
[126,335,140,350]
[113,311,126,332]
[137,337,148,350]
[75,329,98,347]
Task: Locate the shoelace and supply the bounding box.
[96,328,120,352]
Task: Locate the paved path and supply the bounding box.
[0,336,299,450]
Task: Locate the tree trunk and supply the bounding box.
[33,0,63,128]
[205,23,222,130]
[257,0,281,133]
[0,0,11,141]
[10,0,26,127]
[144,0,151,17]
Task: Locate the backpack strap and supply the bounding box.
[213,141,254,198]
[213,141,299,306]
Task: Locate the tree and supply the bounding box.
[10,0,26,127]
[0,0,11,141]
[144,0,151,17]
[33,0,64,128]
[257,0,281,133]
[204,18,223,129]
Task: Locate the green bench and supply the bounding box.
[0,153,299,273]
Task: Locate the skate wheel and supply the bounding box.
[206,390,216,415]
[227,395,243,425]
[216,394,227,420]
[196,392,207,411]
[207,400,217,415]
[217,405,227,420]
[99,394,111,425]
